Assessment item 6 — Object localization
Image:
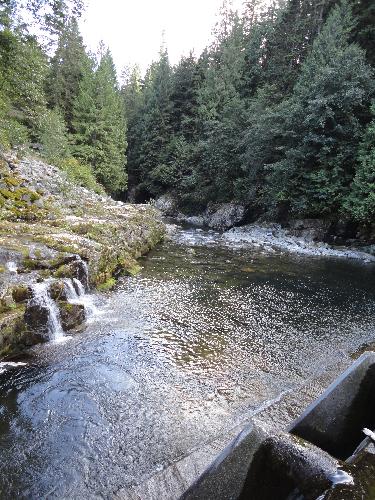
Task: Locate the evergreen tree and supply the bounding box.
[194,10,247,203]
[262,0,337,95]
[265,0,374,218]
[121,65,143,196]
[351,0,375,66]
[0,26,48,144]
[128,47,173,198]
[47,17,90,131]
[345,103,375,223]
[72,47,127,194]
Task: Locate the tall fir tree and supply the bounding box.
[72,47,127,194]
[265,0,374,218]
[47,17,90,131]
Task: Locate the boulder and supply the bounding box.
[288,219,331,242]
[11,285,32,303]
[49,280,68,301]
[24,299,50,337]
[58,302,85,331]
[204,203,245,230]
[55,258,89,290]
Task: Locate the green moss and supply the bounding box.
[23,257,38,270]
[4,175,21,187]
[54,264,70,278]
[12,285,31,303]
[97,277,116,291]
[59,301,74,312]
[0,188,13,199]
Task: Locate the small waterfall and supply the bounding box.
[30,282,64,341]
[64,278,97,317]
[77,257,90,291]
[73,278,85,296]
[64,279,80,301]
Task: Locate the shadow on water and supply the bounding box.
[0,225,374,497]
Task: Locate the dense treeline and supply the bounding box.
[0,0,374,228]
[124,0,375,227]
[0,0,126,195]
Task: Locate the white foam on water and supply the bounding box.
[329,469,354,486]
[6,261,18,273]
[30,282,64,341]
[0,361,27,374]
[171,223,375,262]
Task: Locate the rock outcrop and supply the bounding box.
[155,195,246,230]
[0,150,165,358]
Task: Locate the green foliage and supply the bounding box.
[0,96,28,148]
[38,108,70,162]
[0,27,47,138]
[1,0,375,236]
[58,157,105,194]
[345,104,375,222]
[47,17,91,131]
[351,0,375,66]
[264,0,374,218]
[72,47,127,195]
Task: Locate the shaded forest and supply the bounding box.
[1,0,375,229]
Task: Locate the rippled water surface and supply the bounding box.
[1,225,375,498]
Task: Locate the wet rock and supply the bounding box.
[24,300,50,336]
[11,285,32,303]
[49,281,68,301]
[55,259,88,290]
[58,302,85,331]
[288,219,331,242]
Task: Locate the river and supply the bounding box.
[0,224,375,498]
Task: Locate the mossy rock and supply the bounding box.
[0,307,41,359]
[0,291,16,313]
[58,301,85,331]
[97,277,116,291]
[12,285,32,303]
[49,280,68,301]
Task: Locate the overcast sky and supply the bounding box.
[79,0,244,77]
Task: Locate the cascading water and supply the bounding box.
[6,261,18,273]
[73,278,85,296]
[64,278,97,317]
[30,282,64,341]
[77,257,90,291]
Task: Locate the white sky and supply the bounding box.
[80,0,244,77]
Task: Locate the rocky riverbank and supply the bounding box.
[0,151,165,358]
[155,194,375,257]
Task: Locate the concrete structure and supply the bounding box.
[117,352,375,499]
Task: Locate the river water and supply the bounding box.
[0,224,375,498]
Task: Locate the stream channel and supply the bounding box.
[0,223,375,498]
